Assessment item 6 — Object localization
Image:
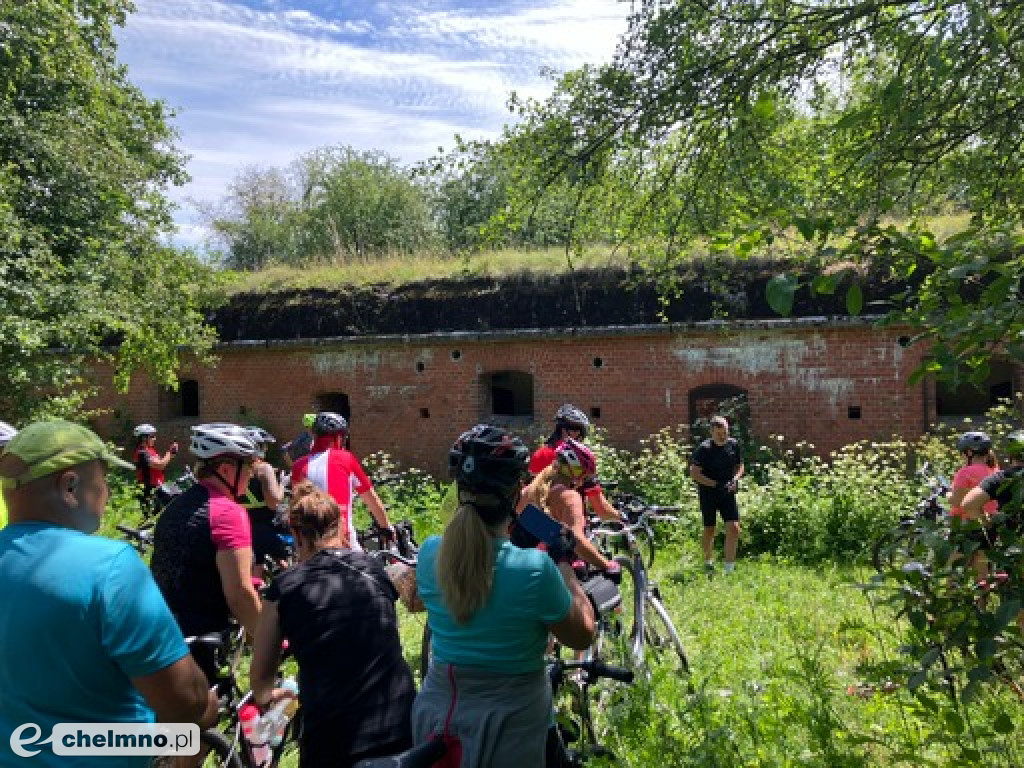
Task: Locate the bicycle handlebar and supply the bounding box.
[367,549,418,567]
[556,657,635,685]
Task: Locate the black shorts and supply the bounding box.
[699,490,740,527]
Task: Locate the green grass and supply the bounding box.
[223,244,630,294]
[219,211,976,296]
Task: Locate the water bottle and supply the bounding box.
[239,705,271,767]
[264,678,300,747]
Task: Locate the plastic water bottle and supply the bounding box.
[239,705,271,767]
[264,678,300,747]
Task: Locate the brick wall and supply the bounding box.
[85,318,932,477]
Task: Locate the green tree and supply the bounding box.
[207,145,437,267]
[498,1,1024,381]
[0,0,221,422]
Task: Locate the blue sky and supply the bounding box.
[115,0,630,247]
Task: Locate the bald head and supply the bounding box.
[1,455,108,534]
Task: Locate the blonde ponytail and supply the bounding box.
[437,502,497,624]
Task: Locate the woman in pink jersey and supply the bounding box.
[949,431,999,519]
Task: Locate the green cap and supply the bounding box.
[302,413,316,429]
[0,420,134,489]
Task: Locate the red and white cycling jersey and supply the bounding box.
[291,448,373,548]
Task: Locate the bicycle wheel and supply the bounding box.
[644,595,691,678]
[199,728,247,768]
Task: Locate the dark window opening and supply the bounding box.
[590,406,601,419]
[688,383,747,433]
[420,407,430,419]
[593,357,604,369]
[482,371,534,425]
[316,392,351,423]
[935,360,1018,422]
[451,350,462,360]
[416,361,425,373]
[159,379,200,420]
[848,405,862,419]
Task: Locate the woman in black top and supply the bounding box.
[250,481,415,768]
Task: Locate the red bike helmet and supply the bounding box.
[555,438,598,482]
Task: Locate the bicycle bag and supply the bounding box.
[582,573,621,615]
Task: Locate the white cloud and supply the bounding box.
[117,0,630,247]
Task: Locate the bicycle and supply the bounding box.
[182,626,300,767]
[603,488,681,569]
[871,463,951,573]
[590,508,692,678]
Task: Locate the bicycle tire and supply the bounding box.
[199,728,247,768]
[644,595,691,677]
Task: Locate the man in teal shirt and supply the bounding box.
[0,420,15,528]
[0,420,215,766]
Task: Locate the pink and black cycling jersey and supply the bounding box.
[150,480,252,634]
[291,448,373,548]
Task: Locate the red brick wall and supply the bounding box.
[85,319,931,477]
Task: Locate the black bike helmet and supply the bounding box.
[554,404,590,438]
[449,424,530,503]
[1006,430,1024,460]
[312,411,348,437]
[956,431,992,454]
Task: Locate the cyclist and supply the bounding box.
[690,415,744,574]
[519,438,621,575]
[0,421,214,766]
[949,431,999,519]
[963,430,1024,526]
[132,423,178,510]
[0,420,16,528]
[963,430,1024,631]
[240,426,290,572]
[291,411,394,549]
[529,403,620,523]
[281,412,316,468]
[251,482,415,767]
[412,424,595,768]
[150,423,262,686]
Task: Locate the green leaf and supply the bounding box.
[993,712,1015,734]
[794,217,815,242]
[811,274,838,295]
[766,274,797,316]
[845,283,864,315]
[944,710,965,735]
[752,93,776,120]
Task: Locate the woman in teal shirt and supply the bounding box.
[413,424,595,768]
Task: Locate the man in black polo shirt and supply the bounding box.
[690,415,745,574]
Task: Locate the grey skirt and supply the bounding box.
[412,662,551,768]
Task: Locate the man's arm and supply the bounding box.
[132,656,218,726]
[690,463,717,488]
[215,548,262,637]
[254,462,285,509]
[359,488,393,532]
[148,451,175,471]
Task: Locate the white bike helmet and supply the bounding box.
[189,423,258,460]
[245,426,276,457]
[0,420,18,448]
[133,423,157,438]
